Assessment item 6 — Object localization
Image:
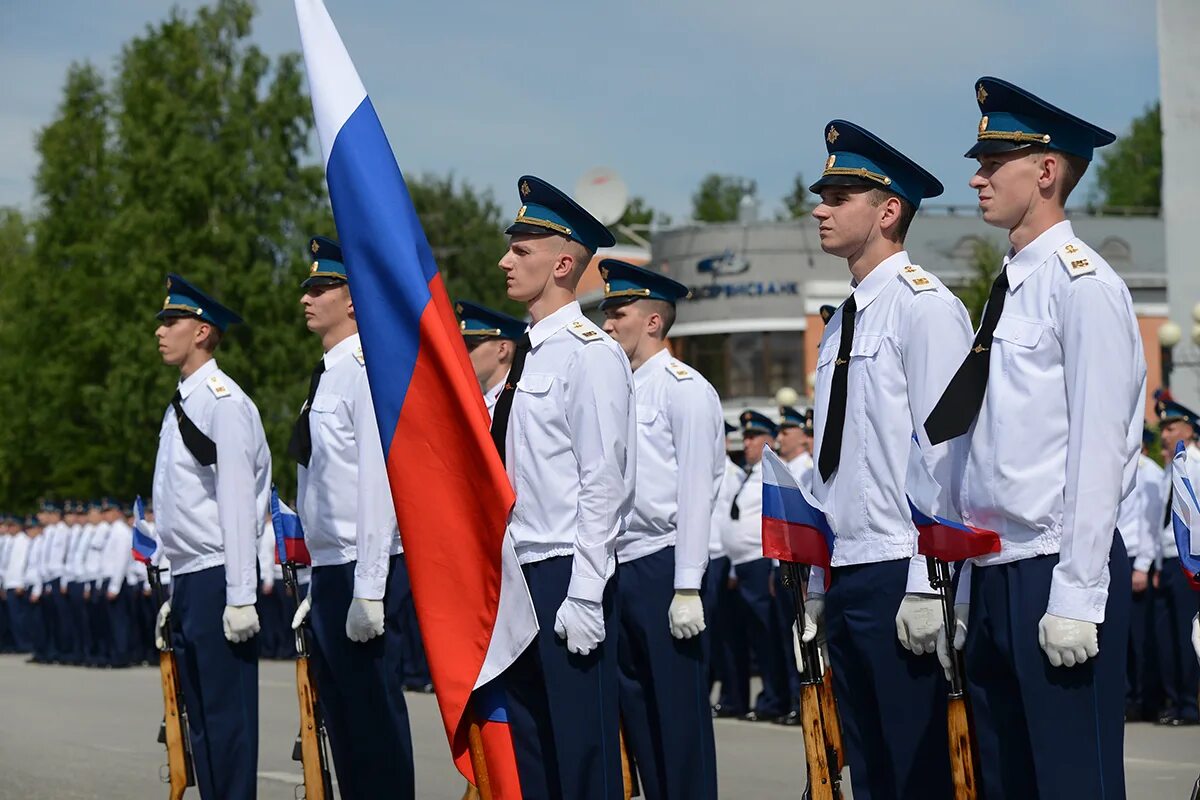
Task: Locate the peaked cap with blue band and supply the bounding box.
[966,76,1115,161]
[740,409,778,438]
[810,120,943,209]
[302,235,348,288]
[598,259,690,311]
[506,175,616,251]
[778,405,806,430]
[157,274,242,332]
[1158,396,1200,429]
[455,300,527,341]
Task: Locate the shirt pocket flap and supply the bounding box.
[516,374,555,395]
[636,404,661,424]
[816,341,839,368]
[992,317,1045,348]
[310,394,341,413]
[850,334,885,359]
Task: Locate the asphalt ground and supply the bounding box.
[0,654,1197,798]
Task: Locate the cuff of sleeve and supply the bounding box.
[954,561,973,606]
[905,555,935,594]
[568,573,607,603]
[1133,557,1152,573]
[225,585,257,606]
[353,574,386,601]
[674,566,705,591]
[807,566,826,597]
[1046,582,1107,624]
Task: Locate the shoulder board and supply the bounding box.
[206,374,231,399]
[665,359,693,381]
[1057,239,1096,277]
[567,318,603,343]
[898,264,936,293]
[353,346,365,366]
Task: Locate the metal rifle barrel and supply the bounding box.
[283,562,308,657]
[927,558,964,697]
[783,561,821,681]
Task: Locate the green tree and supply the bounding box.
[0,209,38,505]
[959,239,1004,327]
[611,196,670,245]
[779,173,813,220]
[691,174,756,223]
[1091,103,1161,211]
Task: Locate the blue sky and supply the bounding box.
[0,0,1160,220]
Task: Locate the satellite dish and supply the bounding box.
[575,167,629,227]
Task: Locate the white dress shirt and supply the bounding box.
[504,301,636,604]
[102,520,133,591]
[1158,443,1200,562]
[483,374,506,417]
[4,532,28,590]
[618,349,724,590]
[811,251,973,592]
[1116,454,1165,573]
[725,462,764,567]
[786,452,814,491]
[65,524,89,583]
[43,522,68,582]
[25,534,45,593]
[296,333,402,600]
[710,457,741,561]
[86,522,111,586]
[956,221,1146,623]
[152,358,272,606]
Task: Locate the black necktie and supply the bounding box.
[818,295,857,482]
[171,390,217,466]
[489,334,531,465]
[730,469,751,520]
[924,268,1010,445]
[1165,486,1174,529]
[288,360,326,467]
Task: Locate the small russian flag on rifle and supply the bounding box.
[270,486,311,567]
[1169,441,1200,591]
[761,447,834,589]
[131,496,157,564]
[905,440,1000,562]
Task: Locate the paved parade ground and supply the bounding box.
[0,653,1196,798]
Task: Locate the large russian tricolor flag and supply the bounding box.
[761,447,834,588]
[1169,441,1200,590]
[294,1,536,791]
[905,439,1000,562]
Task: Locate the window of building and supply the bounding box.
[672,330,806,401]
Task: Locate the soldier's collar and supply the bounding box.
[178,358,220,400]
[323,332,361,369]
[527,300,583,349]
[851,250,910,310]
[1004,220,1074,290]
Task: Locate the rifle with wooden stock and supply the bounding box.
[782,562,843,800]
[283,561,334,800]
[928,558,979,800]
[148,566,195,800]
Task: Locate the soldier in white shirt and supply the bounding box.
[1152,398,1200,726]
[599,259,725,799]
[803,119,970,799]
[82,501,113,666]
[101,500,135,667]
[495,176,635,798]
[286,235,415,798]
[151,273,270,799]
[62,501,91,665]
[35,502,68,663]
[457,300,527,416]
[4,519,32,652]
[926,78,1145,797]
[714,411,790,723]
[1118,428,1167,721]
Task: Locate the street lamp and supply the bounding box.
[1160,320,1182,388]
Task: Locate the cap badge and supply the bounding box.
[977,84,988,104]
[826,126,839,145]
[310,240,320,254]
[520,180,531,197]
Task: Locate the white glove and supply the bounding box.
[895,593,943,655]
[800,596,824,643]
[291,594,311,630]
[936,603,969,682]
[667,590,705,639]
[1191,614,1199,665]
[222,604,260,643]
[155,600,172,651]
[1038,612,1098,668]
[553,597,605,656]
[346,597,385,642]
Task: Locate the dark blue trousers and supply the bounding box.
[700,556,729,688]
[826,559,952,800]
[10,592,32,652]
[40,579,63,662]
[256,583,285,660]
[965,536,1130,800]
[87,580,112,666]
[617,547,717,800]
[1155,557,1200,722]
[718,558,788,717]
[0,594,10,652]
[171,566,258,800]
[66,581,89,663]
[308,558,415,800]
[388,555,430,689]
[1126,559,1161,718]
[504,556,622,800]
[107,581,134,667]
[26,592,47,658]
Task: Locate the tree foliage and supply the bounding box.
[1091,103,1161,211]
[691,174,756,223]
[958,238,1004,327]
[779,173,813,220]
[0,0,514,509]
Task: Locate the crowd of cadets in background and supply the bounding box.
[0,404,1192,726]
[0,498,431,688]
